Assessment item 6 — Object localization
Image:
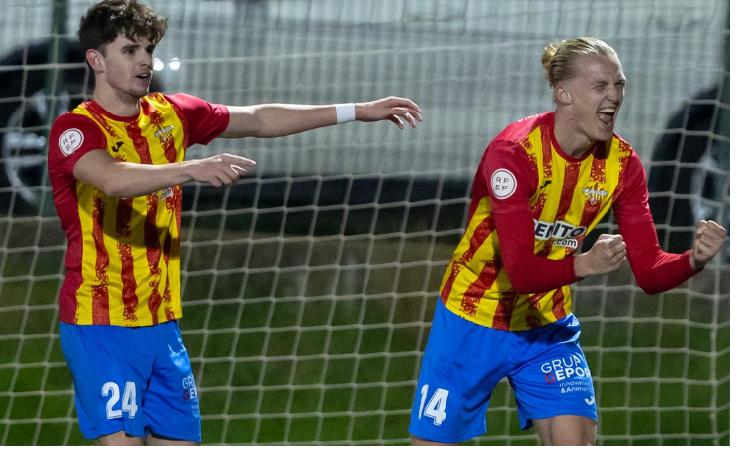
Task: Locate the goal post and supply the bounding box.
[0,0,729,446]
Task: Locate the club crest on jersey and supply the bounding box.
[582,185,609,205]
[59,129,84,156]
[491,169,517,199]
[154,125,175,142]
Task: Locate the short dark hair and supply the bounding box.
[78,0,168,53]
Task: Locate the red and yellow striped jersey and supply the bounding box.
[48,93,229,326]
[439,112,653,331]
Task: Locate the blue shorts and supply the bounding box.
[59,321,201,442]
[409,298,597,444]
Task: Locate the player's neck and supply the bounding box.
[91,83,142,118]
[553,112,595,159]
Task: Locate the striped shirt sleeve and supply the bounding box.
[48,113,107,179]
[481,140,579,294]
[164,93,230,146]
[615,152,698,294]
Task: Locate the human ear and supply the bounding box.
[555,85,572,106]
[86,49,104,71]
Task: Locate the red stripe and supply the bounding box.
[540,124,553,180]
[555,161,581,221]
[525,311,542,329]
[529,124,554,220]
[534,161,581,258]
[126,120,153,164]
[91,196,110,324]
[162,234,174,321]
[91,285,110,324]
[524,292,548,329]
[552,287,567,319]
[167,96,191,149]
[125,120,164,324]
[83,102,118,137]
[164,186,183,232]
[440,215,494,302]
[611,140,633,200]
[116,199,138,322]
[459,255,503,317]
[531,193,547,219]
[440,265,461,303]
[59,185,85,323]
[149,108,177,162]
[492,292,518,331]
[145,193,163,323]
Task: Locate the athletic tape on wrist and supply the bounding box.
[335,103,356,124]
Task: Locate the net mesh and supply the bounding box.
[0,0,729,445]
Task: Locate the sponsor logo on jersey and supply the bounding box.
[160,187,174,200]
[491,169,517,199]
[553,238,579,249]
[534,220,587,241]
[59,128,84,156]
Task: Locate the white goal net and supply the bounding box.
[0,0,729,446]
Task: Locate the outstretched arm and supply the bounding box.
[73,149,255,198]
[219,96,422,138]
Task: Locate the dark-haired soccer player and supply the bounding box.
[49,0,421,446]
[408,37,725,446]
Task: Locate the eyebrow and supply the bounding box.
[591,77,627,86]
[120,43,156,52]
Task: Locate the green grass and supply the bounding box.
[0,223,730,445]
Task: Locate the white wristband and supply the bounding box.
[335,103,356,124]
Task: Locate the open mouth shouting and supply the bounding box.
[597,107,616,127]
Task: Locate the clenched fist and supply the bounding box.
[689,220,727,270]
[574,234,627,278]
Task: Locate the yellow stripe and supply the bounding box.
[74,184,95,325]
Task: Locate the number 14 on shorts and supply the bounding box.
[418,384,449,426]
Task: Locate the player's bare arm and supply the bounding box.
[72,148,255,197]
[219,96,422,138]
[688,220,727,270]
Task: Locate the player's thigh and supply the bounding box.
[409,299,510,444]
[507,317,597,432]
[410,434,458,446]
[94,430,146,446]
[532,414,597,446]
[59,323,151,440]
[146,432,199,446]
[143,321,202,444]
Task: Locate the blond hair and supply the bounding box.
[541,38,617,89]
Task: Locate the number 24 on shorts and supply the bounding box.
[418,384,449,426]
[102,381,138,419]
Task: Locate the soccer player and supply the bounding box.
[48,0,421,446]
[408,37,726,446]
